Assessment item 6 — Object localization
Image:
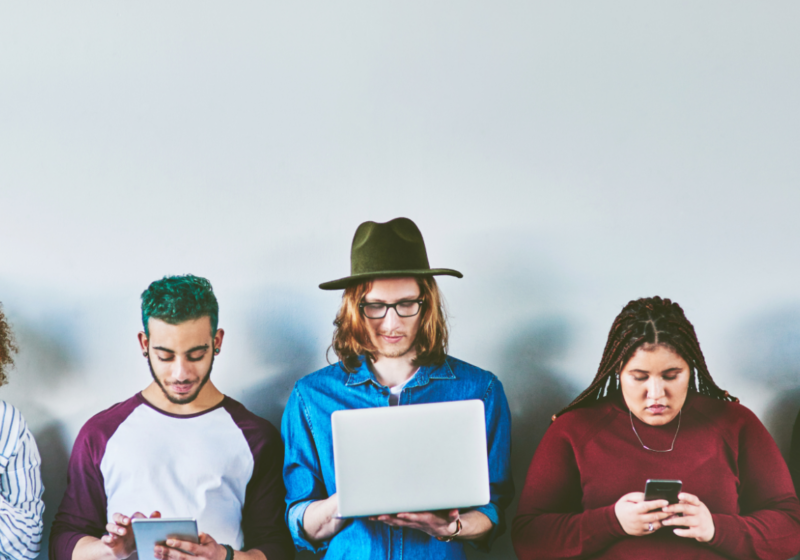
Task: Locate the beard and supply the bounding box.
[374,340,415,359]
[147,355,214,405]
[370,330,417,360]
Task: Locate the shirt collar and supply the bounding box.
[345,356,456,388]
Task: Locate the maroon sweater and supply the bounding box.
[512,393,800,560]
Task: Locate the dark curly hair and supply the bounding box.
[0,303,18,387]
[554,296,737,420]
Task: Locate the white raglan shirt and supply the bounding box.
[50,393,293,560]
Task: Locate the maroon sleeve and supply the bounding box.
[49,395,142,560]
[511,413,626,560]
[706,406,800,560]
[224,399,295,560]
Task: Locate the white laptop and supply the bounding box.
[332,399,490,517]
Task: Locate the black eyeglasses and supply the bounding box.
[358,299,424,319]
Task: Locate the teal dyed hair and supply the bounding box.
[141,275,219,336]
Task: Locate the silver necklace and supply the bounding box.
[629,409,681,452]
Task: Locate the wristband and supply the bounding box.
[435,518,462,542]
[221,544,234,560]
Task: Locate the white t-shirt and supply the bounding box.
[50,393,292,560]
[387,370,419,406]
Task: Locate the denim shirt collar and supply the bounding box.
[344,355,457,389]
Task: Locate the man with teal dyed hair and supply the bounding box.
[51,275,294,560]
[138,275,220,405]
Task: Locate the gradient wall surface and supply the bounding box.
[1,3,799,558]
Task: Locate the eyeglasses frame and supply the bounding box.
[358,298,425,319]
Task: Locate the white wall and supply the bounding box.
[2,3,799,558]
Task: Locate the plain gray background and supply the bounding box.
[1,2,799,558]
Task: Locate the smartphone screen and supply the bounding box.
[644,479,682,505]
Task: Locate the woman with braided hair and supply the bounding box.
[511,296,800,560]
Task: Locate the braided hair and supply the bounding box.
[554,296,737,420]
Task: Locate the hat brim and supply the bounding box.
[319,268,463,290]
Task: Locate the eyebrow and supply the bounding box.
[628,367,684,374]
[153,344,209,354]
[363,294,421,303]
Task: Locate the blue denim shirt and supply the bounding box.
[281,356,513,559]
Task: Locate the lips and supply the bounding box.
[170,383,195,394]
[647,405,668,414]
[380,335,404,343]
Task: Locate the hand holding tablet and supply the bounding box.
[101,510,162,559]
[131,518,199,560]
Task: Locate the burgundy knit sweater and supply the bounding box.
[512,393,800,560]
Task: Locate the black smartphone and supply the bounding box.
[644,479,682,505]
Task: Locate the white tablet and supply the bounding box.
[131,518,199,560]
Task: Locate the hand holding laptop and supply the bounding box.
[369,509,460,539]
[370,508,497,542]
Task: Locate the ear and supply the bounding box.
[138,331,149,353]
[213,328,225,351]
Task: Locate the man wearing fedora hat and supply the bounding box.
[282,218,513,559]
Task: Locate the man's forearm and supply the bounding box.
[302,494,347,543]
[71,536,119,560]
[233,549,266,560]
[456,510,493,541]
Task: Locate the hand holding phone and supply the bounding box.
[661,492,716,543]
[613,491,673,537]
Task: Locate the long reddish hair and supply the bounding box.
[329,277,449,372]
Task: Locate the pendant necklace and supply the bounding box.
[629,409,681,452]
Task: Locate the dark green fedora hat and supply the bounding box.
[319,217,463,290]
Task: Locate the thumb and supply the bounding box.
[198,532,216,545]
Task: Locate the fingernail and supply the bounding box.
[167,539,175,546]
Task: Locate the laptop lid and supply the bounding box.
[332,399,490,517]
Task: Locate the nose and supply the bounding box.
[171,357,192,381]
[380,307,402,331]
[646,376,665,400]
